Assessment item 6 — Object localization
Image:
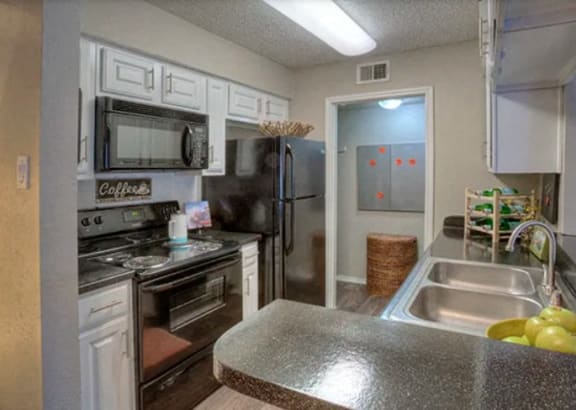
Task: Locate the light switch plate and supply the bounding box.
[16,155,30,190]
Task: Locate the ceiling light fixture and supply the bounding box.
[262,0,376,56]
[378,99,403,110]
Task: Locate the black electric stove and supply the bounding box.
[78,201,239,280]
[78,201,243,410]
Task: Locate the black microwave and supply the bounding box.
[95,97,209,171]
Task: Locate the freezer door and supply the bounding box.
[281,196,325,306]
[280,137,325,200]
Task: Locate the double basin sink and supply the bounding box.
[383,258,545,337]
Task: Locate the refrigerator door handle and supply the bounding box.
[284,143,295,255]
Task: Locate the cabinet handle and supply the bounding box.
[245,277,250,296]
[167,73,173,93]
[89,300,122,314]
[266,100,271,115]
[209,146,214,163]
[257,98,262,115]
[122,330,130,358]
[147,69,155,90]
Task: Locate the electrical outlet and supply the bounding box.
[16,155,30,190]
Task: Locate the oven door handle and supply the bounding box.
[141,256,240,293]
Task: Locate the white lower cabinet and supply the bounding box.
[241,242,259,319]
[79,281,135,410]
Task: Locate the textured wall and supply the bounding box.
[0,1,43,408]
[81,0,296,98]
[337,103,425,280]
[291,41,540,237]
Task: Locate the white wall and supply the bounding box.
[0,0,80,408]
[560,77,576,234]
[80,0,295,98]
[292,41,540,237]
[337,102,425,281]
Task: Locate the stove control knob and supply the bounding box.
[81,217,91,227]
[93,216,103,225]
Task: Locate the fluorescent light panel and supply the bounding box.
[262,0,376,56]
[378,99,403,110]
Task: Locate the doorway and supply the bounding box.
[325,88,434,309]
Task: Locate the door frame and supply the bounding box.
[324,87,435,308]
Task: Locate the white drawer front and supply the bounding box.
[79,282,130,333]
[243,253,258,268]
[241,242,258,258]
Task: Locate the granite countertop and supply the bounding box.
[78,259,134,294]
[215,299,576,410]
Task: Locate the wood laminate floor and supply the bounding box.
[194,281,389,409]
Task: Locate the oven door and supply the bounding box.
[137,254,242,383]
[106,112,198,169]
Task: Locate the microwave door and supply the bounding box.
[108,113,152,169]
[149,118,189,168]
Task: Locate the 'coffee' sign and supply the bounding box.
[96,179,152,203]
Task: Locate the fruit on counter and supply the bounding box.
[502,336,530,346]
[539,306,576,333]
[524,316,553,345]
[534,326,576,355]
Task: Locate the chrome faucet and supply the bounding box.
[506,220,560,305]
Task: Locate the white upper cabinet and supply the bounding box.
[228,83,289,123]
[204,78,227,176]
[263,95,289,121]
[100,48,157,100]
[492,88,562,173]
[228,84,262,121]
[161,65,207,113]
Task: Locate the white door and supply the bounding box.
[162,65,207,112]
[228,84,261,121]
[263,95,289,121]
[80,317,134,410]
[101,48,156,100]
[204,79,227,175]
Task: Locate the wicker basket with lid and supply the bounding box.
[366,233,417,296]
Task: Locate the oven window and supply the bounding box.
[169,276,225,332]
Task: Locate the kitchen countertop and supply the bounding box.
[78,259,135,294]
[215,299,576,410]
[78,230,261,294]
[213,228,576,409]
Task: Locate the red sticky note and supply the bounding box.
[376,192,384,200]
[395,158,403,166]
[379,147,386,154]
[409,158,417,166]
[369,159,376,167]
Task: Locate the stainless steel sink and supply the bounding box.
[409,286,542,333]
[428,261,535,296]
[382,258,545,337]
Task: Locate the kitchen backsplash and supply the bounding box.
[78,172,201,210]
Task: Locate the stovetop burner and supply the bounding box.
[123,256,170,270]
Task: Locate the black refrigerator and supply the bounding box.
[203,125,325,307]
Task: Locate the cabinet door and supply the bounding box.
[78,38,96,178]
[228,84,261,121]
[203,79,227,176]
[242,263,259,320]
[80,317,134,410]
[101,48,156,100]
[162,65,207,112]
[263,95,289,121]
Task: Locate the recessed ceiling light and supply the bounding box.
[378,99,403,110]
[262,0,377,56]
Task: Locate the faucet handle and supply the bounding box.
[549,289,562,307]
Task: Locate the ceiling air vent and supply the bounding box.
[356,61,389,84]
